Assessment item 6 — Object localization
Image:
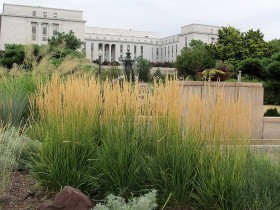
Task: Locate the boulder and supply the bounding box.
[38,186,94,210]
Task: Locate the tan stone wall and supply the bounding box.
[263,117,280,139]
[181,81,264,139]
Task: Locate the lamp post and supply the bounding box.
[119,49,135,82]
[98,49,103,74]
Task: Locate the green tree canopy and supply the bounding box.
[176,40,215,78]
[48,30,84,51]
[0,44,25,68]
[135,56,152,82]
[208,26,274,68]
[47,30,85,66]
[268,39,280,53]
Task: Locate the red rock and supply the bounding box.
[38,186,94,210]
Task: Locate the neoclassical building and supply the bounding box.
[0,3,220,62]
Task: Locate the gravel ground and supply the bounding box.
[0,171,53,210]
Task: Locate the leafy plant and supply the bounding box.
[93,190,157,210]
[202,69,225,81]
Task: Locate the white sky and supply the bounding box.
[0,0,279,40]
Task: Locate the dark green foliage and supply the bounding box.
[264,81,280,105]
[151,61,174,68]
[0,44,25,69]
[215,60,234,72]
[153,68,164,80]
[48,30,84,51]
[268,39,280,53]
[135,56,152,82]
[267,61,280,81]
[264,108,280,117]
[271,52,280,62]
[243,29,273,58]
[176,40,215,78]
[48,30,85,65]
[209,27,274,67]
[237,58,267,80]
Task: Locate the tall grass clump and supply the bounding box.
[31,75,258,209]
[241,153,280,210]
[0,74,36,126]
[186,84,252,210]
[0,126,26,199]
[30,75,102,191]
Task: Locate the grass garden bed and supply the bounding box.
[0,70,279,209]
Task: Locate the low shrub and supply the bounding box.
[93,190,157,210]
[264,108,280,117]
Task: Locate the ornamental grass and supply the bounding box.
[30,75,280,209]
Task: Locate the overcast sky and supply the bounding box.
[0,0,279,40]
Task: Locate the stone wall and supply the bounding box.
[263,117,280,139]
[181,81,264,139]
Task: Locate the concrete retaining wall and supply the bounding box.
[181,81,264,139]
[263,117,280,139]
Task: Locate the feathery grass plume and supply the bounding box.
[0,66,8,78]
[30,74,102,190]
[23,44,37,69]
[185,81,252,209]
[30,75,257,209]
[31,56,56,79]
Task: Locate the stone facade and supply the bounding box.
[0,4,85,49]
[0,3,219,62]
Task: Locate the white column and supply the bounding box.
[94,42,99,60]
[102,43,105,62]
[85,41,91,61]
[109,44,111,62]
[115,44,120,62]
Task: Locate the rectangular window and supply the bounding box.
[43,12,47,17]
[31,22,37,41]
[161,48,162,58]
[52,24,59,37]
[32,11,36,16]
[156,48,159,59]
[91,43,94,59]
[185,37,188,47]
[134,45,137,56]
[168,46,170,58]
[210,29,213,33]
[172,45,173,57]
[141,46,143,56]
[176,45,178,56]
[165,47,166,56]
[211,37,215,44]
[42,23,48,41]
[127,45,130,51]
[120,45,123,53]
[54,13,58,18]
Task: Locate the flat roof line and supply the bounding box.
[3,3,83,13]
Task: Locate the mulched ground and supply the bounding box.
[0,171,54,210]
